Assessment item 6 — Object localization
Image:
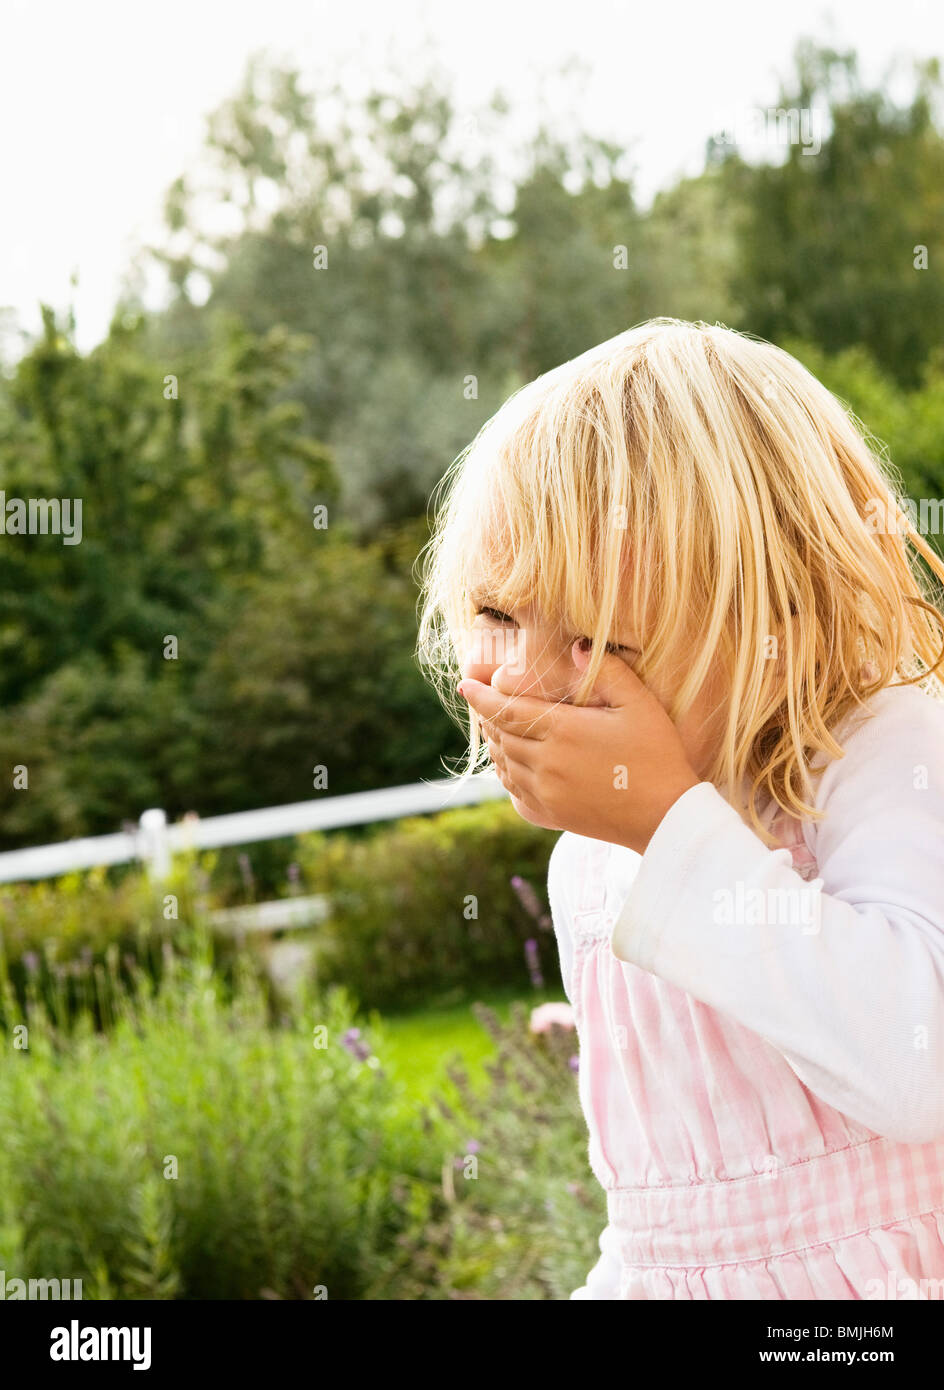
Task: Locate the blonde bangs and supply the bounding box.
[416,317,944,837]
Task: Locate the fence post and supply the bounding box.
[138,807,171,880]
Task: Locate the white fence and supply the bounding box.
[0,775,510,886]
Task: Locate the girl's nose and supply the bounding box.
[460,625,527,684]
[459,625,601,702]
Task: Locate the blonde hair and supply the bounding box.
[415,318,944,841]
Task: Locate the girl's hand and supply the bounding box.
[457,642,701,854]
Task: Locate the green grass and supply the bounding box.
[362,982,568,1105]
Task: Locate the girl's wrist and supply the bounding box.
[624,767,701,855]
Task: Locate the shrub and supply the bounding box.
[0,931,435,1299]
[0,929,604,1300]
[295,797,561,1011]
[0,856,253,1032]
[0,799,564,1027]
[373,1002,607,1300]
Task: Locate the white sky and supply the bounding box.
[2,0,943,353]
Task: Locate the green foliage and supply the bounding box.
[368,1002,605,1300]
[297,797,561,1012]
[0,308,336,706]
[189,515,459,814]
[0,942,435,1299]
[729,42,944,386]
[0,799,562,1030]
[783,336,944,549]
[0,933,602,1299]
[0,858,251,1033]
[0,307,459,844]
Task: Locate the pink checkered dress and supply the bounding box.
[562,817,944,1299]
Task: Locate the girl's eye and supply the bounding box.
[581,636,637,658]
[473,608,636,659]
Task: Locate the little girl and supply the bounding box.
[416,318,944,1300]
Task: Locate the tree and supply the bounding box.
[729,41,944,386]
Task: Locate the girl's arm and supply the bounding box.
[611,684,944,1145]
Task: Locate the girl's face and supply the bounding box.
[459,596,726,780]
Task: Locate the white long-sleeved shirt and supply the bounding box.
[549,681,944,1296]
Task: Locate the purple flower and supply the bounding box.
[22,951,39,975]
[511,875,540,918]
[466,1139,480,1153]
[524,938,544,989]
[568,1055,579,1074]
[341,1027,371,1062]
[511,875,552,931]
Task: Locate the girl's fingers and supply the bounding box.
[493,758,540,813]
[486,728,539,783]
[466,687,551,814]
[485,725,539,771]
[485,734,503,770]
[488,738,543,803]
[459,680,555,739]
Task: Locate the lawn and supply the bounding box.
[362,983,569,1105]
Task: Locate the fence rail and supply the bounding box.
[211,895,331,935]
[0,776,509,885]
